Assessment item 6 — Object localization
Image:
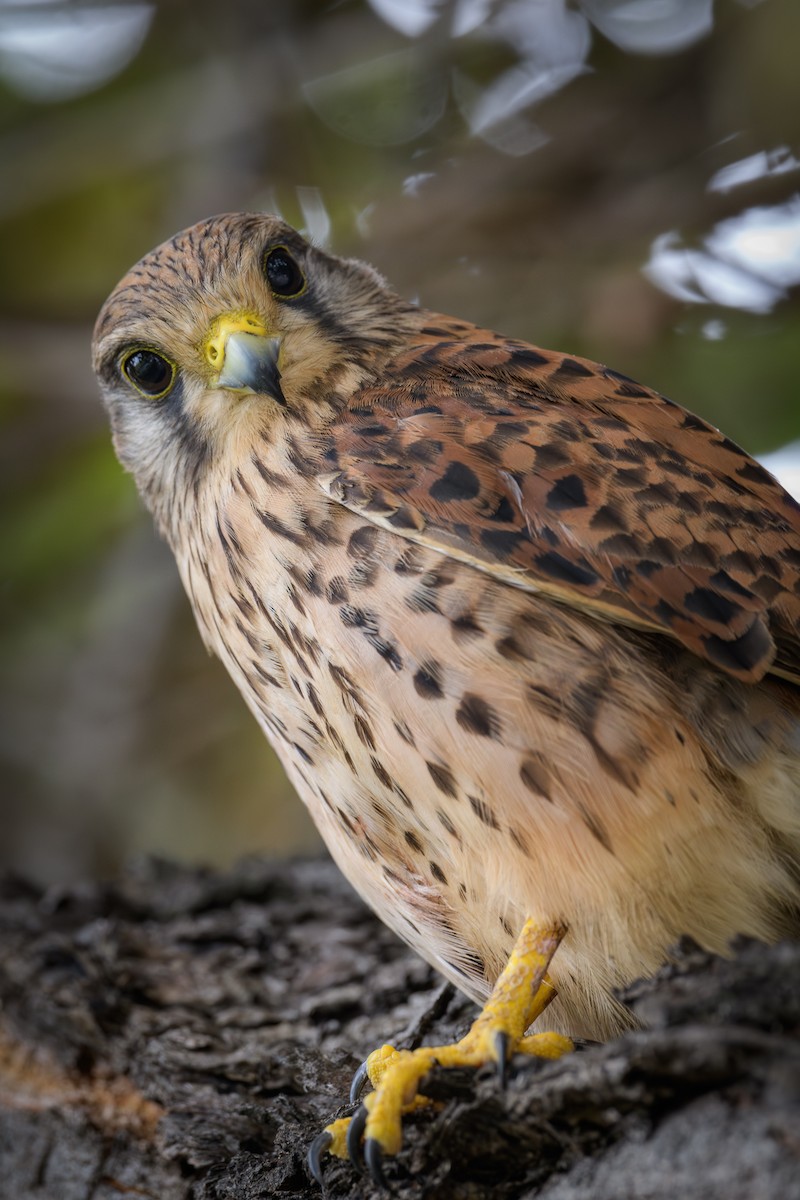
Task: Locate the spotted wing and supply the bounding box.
[320,323,800,685]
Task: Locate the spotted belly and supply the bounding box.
[181,482,800,1040]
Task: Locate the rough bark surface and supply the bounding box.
[0,857,798,1200]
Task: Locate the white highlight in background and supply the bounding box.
[0,1,153,101]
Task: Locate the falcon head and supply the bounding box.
[92,213,414,519]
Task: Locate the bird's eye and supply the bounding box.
[121,348,176,399]
[263,246,306,298]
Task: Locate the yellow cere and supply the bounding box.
[203,312,269,370]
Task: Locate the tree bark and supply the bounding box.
[0,857,797,1200]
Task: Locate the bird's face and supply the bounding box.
[92,213,411,521]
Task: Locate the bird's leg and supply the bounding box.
[309,918,572,1183]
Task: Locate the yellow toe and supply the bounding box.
[365,1042,402,1087]
[359,918,570,1156]
[323,1116,352,1160]
[363,1048,437,1155]
[318,920,572,1165]
[518,1031,574,1059]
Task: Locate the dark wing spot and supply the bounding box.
[553,357,594,378]
[684,587,740,626]
[388,506,422,530]
[615,466,647,487]
[590,503,629,532]
[355,423,389,437]
[545,474,588,511]
[636,559,660,578]
[429,460,481,502]
[404,829,423,853]
[614,381,651,398]
[408,438,443,463]
[598,533,642,557]
[508,347,549,368]
[701,621,773,677]
[481,528,524,556]
[681,411,709,432]
[634,480,678,506]
[709,570,756,599]
[535,552,599,588]
[535,443,571,470]
[677,489,703,516]
[490,495,517,522]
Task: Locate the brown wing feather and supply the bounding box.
[320,315,800,685]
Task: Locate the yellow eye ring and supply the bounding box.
[263,245,306,298]
[121,347,177,400]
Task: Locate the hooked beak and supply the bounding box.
[205,314,284,403]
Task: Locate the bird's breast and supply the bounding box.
[169,446,800,1038]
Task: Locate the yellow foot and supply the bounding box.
[307,919,573,1188]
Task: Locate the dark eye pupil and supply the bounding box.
[125,350,172,395]
[265,248,304,296]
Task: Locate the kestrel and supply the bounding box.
[93,214,800,1182]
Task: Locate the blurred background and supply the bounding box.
[1,0,799,886]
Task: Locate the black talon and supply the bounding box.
[494,1029,511,1089]
[346,1103,368,1174]
[307,1130,332,1187]
[350,1057,370,1104]
[365,1137,390,1191]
